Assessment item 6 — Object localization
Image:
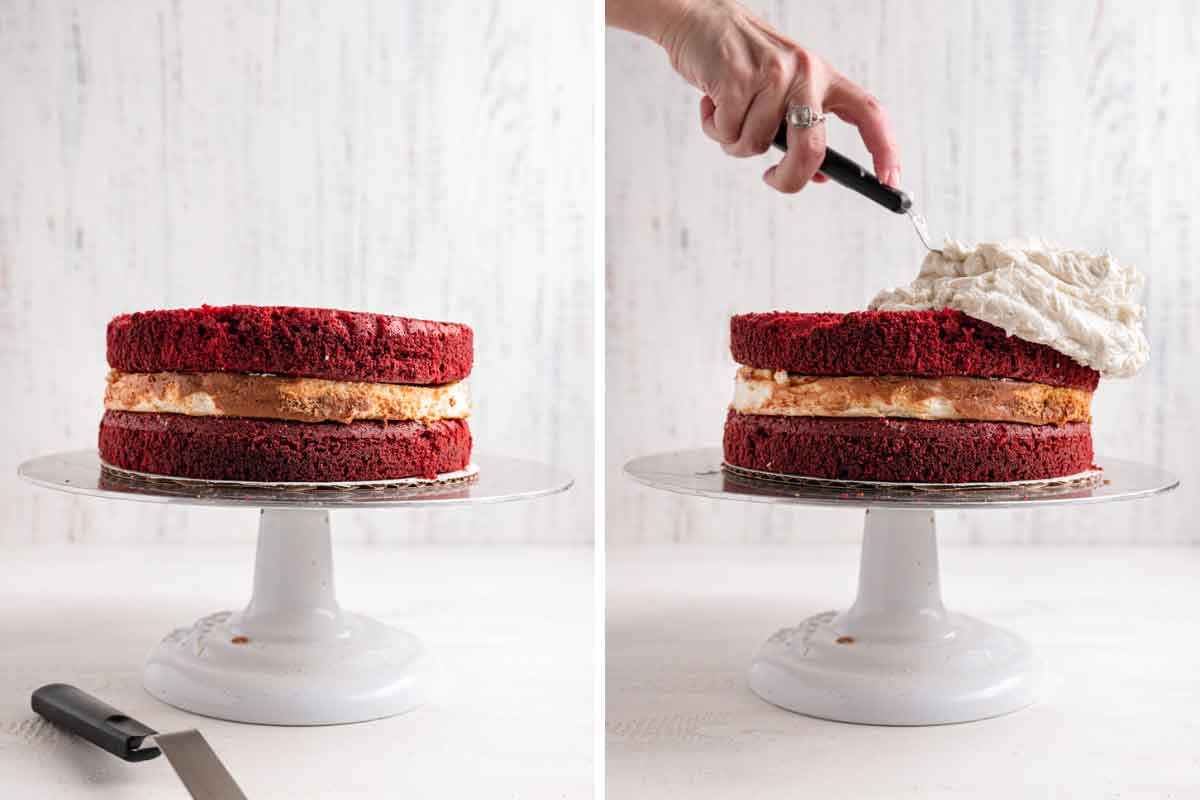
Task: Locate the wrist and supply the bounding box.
[609,0,697,47]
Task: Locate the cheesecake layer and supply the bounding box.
[732,368,1091,426]
[105,370,470,424]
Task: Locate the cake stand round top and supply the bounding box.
[625,448,1178,510]
[19,449,572,509]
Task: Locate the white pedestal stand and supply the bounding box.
[18,450,572,726]
[749,509,1036,725]
[624,448,1178,727]
[143,509,431,725]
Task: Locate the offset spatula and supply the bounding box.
[32,683,247,800]
[772,122,942,254]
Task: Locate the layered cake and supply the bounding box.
[724,241,1149,483]
[99,305,473,482]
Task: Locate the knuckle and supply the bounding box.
[732,138,767,158]
[711,76,748,105]
[760,54,790,88]
[716,121,740,143]
[793,47,816,75]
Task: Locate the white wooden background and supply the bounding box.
[0,0,594,545]
[607,0,1197,545]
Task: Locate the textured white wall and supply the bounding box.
[607,0,1197,545]
[0,1,593,544]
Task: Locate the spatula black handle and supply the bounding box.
[32,683,161,762]
[773,123,912,214]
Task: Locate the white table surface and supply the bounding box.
[0,542,593,798]
[607,543,1200,799]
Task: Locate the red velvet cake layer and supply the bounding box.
[107,305,473,386]
[99,410,471,482]
[731,309,1099,391]
[723,411,1093,483]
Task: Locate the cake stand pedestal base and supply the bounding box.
[143,508,432,726]
[748,508,1039,725]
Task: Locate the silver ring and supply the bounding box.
[786,104,826,129]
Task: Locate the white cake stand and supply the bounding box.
[18,449,572,726]
[625,448,1178,726]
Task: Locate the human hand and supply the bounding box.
[657,0,900,194]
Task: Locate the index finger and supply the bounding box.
[825,76,901,187]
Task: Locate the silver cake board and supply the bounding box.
[99,460,480,489]
[721,462,1104,491]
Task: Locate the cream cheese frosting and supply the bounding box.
[869,240,1149,377]
[105,370,471,424]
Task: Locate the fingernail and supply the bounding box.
[885,167,901,187]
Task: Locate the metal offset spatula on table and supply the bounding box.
[772,122,941,254]
[32,683,247,800]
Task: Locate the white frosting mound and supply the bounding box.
[869,240,1149,378]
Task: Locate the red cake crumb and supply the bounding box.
[731,309,1099,391]
[107,305,472,386]
[723,411,1093,483]
[99,410,471,482]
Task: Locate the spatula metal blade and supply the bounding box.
[155,730,248,800]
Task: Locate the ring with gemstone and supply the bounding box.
[786,104,826,129]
